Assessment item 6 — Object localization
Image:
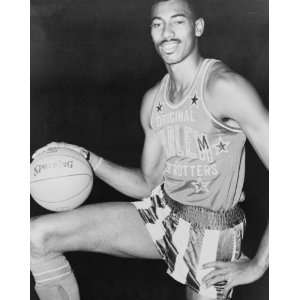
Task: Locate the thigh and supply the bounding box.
[36,201,161,259]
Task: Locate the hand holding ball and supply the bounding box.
[30,146,93,211]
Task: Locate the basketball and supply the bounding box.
[30,147,93,211]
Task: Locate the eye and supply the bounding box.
[173,18,185,25]
[151,22,162,29]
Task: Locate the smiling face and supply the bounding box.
[150,0,203,65]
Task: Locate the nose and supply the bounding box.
[162,23,174,40]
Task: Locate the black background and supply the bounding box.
[30,0,269,299]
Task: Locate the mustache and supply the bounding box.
[159,39,181,47]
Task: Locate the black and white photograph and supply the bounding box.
[30,1,269,299]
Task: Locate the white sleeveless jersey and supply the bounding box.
[150,59,246,211]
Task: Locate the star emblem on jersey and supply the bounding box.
[213,137,230,155]
[191,178,210,193]
[156,102,163,112]
[191,95,199,105]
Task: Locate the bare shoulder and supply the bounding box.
[205,61,265,122]
[207,61,256,102]
[140,83,160,131]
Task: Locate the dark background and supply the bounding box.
[30,0,269,299]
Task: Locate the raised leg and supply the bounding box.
[30,202,161,299]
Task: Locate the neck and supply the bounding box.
[166,51,203,93]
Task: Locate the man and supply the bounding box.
[30,0,269,299]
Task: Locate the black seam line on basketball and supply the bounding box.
[31,173,92,184]
[33,154,88,165]
[34,180,93,204]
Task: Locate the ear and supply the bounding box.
[195,18,205,37]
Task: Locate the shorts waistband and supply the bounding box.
[161,186,246,230]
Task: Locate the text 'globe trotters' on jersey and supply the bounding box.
[150,59,246,211]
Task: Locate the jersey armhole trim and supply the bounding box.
[149,78,166,130]
[200,59,243,134]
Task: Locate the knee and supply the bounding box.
[30,216,53,259]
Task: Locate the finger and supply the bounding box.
[223,284,233,299]
[202,261,228,269]
[202,269,228,283]
[205,274,228,287]
[238,253,250,262]
[32,146,49,159]
[44,142,59,149]
[58,143,79,152]
[32,142,59,159]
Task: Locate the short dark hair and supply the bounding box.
[151,0,204,20]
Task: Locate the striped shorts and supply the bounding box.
[132,185,246,299]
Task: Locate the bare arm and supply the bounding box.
[211,69,269,268]
[202,66,269,291]
[89,86,165,199]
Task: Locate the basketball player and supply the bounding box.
[30,0,269,299]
